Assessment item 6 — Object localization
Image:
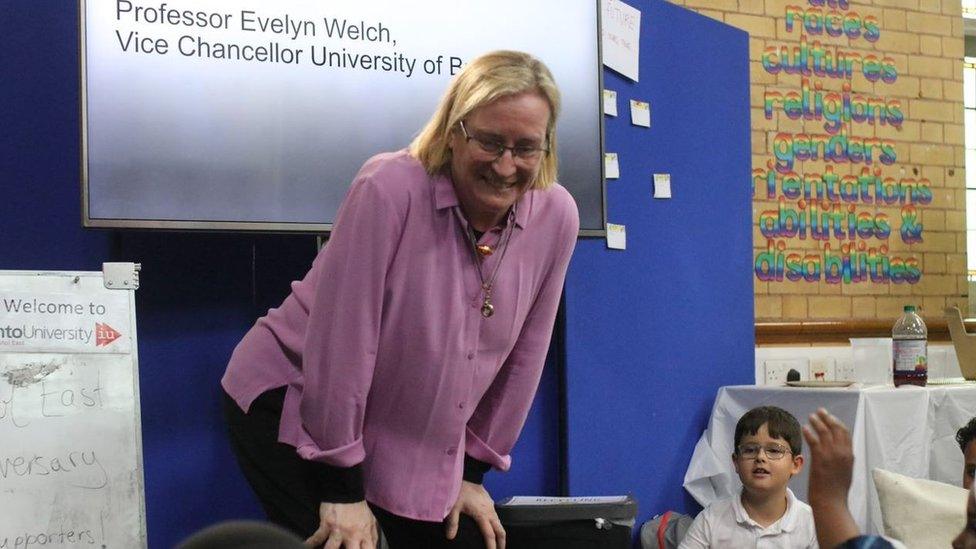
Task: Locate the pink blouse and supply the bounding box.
[222,149,579,521]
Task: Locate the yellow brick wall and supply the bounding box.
[668,0,968,322]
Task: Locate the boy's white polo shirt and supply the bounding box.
[678,488,819,548]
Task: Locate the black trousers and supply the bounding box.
[223,388,487,548]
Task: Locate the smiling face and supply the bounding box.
[733,423,804,497]
[448,91,550,231]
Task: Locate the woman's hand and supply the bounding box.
[445,481,505,549]
[305,500,378,549]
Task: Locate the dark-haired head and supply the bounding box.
[957,418,976,453]
[734,406,802,456]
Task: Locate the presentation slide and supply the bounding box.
[82,0,604,232]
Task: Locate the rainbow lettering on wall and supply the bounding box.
[753,0,926,285]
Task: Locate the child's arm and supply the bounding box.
[803,408,859,549]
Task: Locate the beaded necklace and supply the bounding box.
[457,207,515,318]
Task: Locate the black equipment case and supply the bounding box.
[495,495,638,549]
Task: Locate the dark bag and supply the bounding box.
[639,511,694,549]
[495,495,638,549]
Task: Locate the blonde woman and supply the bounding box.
[222,50,579,549]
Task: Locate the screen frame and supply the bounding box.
[79,0,607,235]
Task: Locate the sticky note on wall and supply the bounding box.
[630,100,650,127]
[605,153,620,179]
[653,173,671,198]
[606,223,626,250]
[603,89,618,116]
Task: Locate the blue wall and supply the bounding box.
[564,1,754,525]
[1,1,751,545]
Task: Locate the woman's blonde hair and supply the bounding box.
[410,50,561,189]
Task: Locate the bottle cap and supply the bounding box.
[904,305,916,312]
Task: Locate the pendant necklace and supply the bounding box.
[459,208,515,319]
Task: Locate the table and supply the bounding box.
[683,384,976,535]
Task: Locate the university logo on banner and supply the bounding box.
[95,323,122,347]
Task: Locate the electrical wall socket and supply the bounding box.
[836,358,856,381]
[764,359,809,385]
[810,358,836,381]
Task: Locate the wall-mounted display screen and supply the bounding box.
[81,0,605,233]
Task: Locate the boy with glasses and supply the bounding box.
[679,406,818,548]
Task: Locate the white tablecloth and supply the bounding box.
[683,384,976,534]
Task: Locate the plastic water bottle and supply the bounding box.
[892,305,927,387]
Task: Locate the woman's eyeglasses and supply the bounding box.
[459,120,548,164]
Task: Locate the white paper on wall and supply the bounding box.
[630,100,650,127]
[605,153,620,179]
[601,0,641,82]
[603,89,618,116]
[606,223,627,250]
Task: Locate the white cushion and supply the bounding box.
[872,468,967,548]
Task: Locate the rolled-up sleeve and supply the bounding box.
[295,171,403,467]
[465,192,578,471]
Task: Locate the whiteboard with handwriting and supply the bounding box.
[0,268,146,548]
